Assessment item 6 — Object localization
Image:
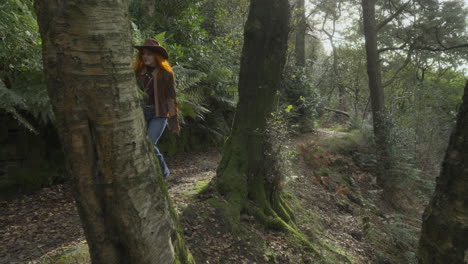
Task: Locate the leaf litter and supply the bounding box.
[1,132,422,263]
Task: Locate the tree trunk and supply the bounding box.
[361,0,391,187]
[418,81,468,264]
[215,0,292,228]
[34,1,193,263]
[295,0,306,67]
[329,37,346,113]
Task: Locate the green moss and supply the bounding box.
[179,179,210,198]
[150,153,195,264]
[318,240,354,264]
[38,243,90,264]
[214,144,248,217]
[192,179,211,197]
[320,130,364,154]
[212,130,360,263]
[271,193,296,225]
[207,197,242,230]
[174,230,196,264]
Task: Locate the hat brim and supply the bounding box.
[134,45,169,60]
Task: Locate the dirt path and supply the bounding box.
[0,149,222,264]
[0,185,83,264]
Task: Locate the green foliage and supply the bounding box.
[0,0,42,71]
[0,0,52,131]
[377,0,468,67]
[129,0,246,141]
[320,130,365,154]
[0,73,52,132]
[265,105,302,187]
[280,67,323,133]
[173,65,209,122]
[384,214,420,264]
[381,65,465,199]
[129,0,202,43]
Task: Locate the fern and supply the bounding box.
[0,79,38,133]
[174,65,210,123]
[384,213,420,264]
[0,74,53,133]
[0,0,52,132]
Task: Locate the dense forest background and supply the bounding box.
[2,0,466,196]
[1,0,467,263]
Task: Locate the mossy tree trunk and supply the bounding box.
[417,81,468,263]
[35,1,193,263]
[215,0,292,229]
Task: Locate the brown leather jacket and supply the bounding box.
[136,67,180,132]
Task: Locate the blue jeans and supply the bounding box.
[144,106,170,178]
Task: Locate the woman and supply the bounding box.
[134,39,180,178]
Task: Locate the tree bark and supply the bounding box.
[215,0,292,228]
[295,0,306,67]
[418,81,468,264]
[34,1,193,263]
[362,0,391,187]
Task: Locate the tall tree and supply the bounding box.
[417,81,468,263]
[34,1,193,263]
[361,0,467,190]
[215,0,292,227]
[295,0,307,67]
[320,0,346,111]
[361,0,391,187]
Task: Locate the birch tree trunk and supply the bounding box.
[215,0,293,228]
[418,81,468,264]
[34,1,193,263]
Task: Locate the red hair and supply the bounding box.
[133,51,174,74]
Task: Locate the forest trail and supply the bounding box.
[0,129,419,263]
[0,148,223,264]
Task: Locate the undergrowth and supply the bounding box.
[299,127,424,264]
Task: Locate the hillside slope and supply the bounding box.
[0,129,423,263]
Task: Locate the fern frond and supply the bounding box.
[0,79,38,133]
[0,79,27,109]
[173,65,210,120]
[174,65,207,92]
[4,107,38,134]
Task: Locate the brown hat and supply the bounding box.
[134,39,169,60]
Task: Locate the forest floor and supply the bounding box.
[0,129,424,264]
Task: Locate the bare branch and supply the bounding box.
[377,0,411,32]
[305,32,319,39]
[378,42,408,53]
[324,107,350,117]
[414,43,468,52]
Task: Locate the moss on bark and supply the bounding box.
[417,82,468,264]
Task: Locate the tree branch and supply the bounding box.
[377,0,411,32]
[324,107,350,117]
[378,42,408,53]
[434,27,447,49]
[383,49,412,87]
[413,43,468,52]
